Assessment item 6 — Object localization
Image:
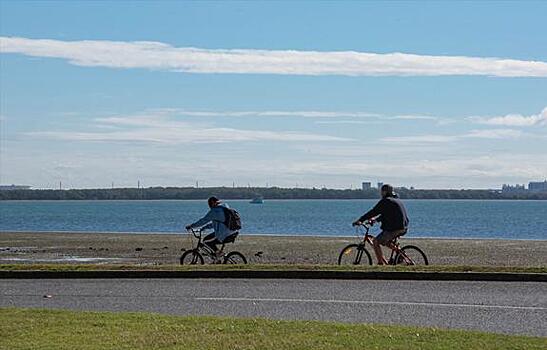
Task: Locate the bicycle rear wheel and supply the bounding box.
[395,245,429,265]
[180,249,204,265]
[338,244,372,265]
[223,251,247,264]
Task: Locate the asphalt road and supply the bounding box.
[1,278,546,336]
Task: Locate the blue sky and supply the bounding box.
[1,1,546,189]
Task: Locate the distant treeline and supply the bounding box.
[1,186,546,200]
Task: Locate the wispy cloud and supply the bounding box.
[314,120,369,125]
[469,107,547,127]
[382,128,523,143]
[381,134,458,143]
[465,129,523,139]
[25,114,350,144]
[161,109,382,118]
[145,108,440,123]
[2,36,547,77]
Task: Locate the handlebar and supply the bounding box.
[353,220,374,228]
[187,227,213,238]
[353,221,373,236]
[187,227,202,238]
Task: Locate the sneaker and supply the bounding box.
[212,251,224,264]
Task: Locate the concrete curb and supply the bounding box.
[0,270,545,282]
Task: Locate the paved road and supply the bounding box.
[1,279,546,336]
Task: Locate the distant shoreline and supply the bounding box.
[1,186,546,200]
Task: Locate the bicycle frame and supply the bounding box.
[356,223,416,265]
[188,228,224,261]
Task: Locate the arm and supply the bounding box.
[200,222,214,230]
[187,209,215,229]
[357,200,384,222]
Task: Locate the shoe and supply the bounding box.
[213,251,224,264]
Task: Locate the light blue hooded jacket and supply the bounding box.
[188,203,236,242]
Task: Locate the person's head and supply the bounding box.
[380,184,395,198]
[207,196,221,208]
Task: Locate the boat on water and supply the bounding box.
[249,197,264,204]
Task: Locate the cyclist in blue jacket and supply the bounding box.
[185,196,237,255]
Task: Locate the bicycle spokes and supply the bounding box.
[338,244,372,266]
[396,246,429,266]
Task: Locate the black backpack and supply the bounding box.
[221,207,242,231]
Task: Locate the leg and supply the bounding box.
[203,233,220,252]
[372,238,388,265]
[374,231,400,265]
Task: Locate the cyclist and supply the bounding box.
[185,196,239,259]
[352,184,409,265]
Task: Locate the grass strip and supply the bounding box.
[1,308,545,350]
[0,263,545,274]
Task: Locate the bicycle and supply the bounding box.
[180,228,247,264]
[338,222,428,265]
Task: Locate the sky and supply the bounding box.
[0,1,546,190]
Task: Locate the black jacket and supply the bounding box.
[358,196,409,231]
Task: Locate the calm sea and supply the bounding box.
[0,199,546,240]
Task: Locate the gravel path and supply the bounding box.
[1,232,546,266]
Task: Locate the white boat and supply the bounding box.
[249,197,264,204]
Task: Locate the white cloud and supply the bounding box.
[167,109,382,118]
[314,120,369,125]
[389,115,439,121]
[381,134,458,143]
[469,107,547,127]
[256,154,547,185]
[143,108,441,123]
[465,128,523,139]
[382,128,523,143]
[25,114,350,144]
[2,36,547,77]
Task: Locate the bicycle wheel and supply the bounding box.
[223,251,247,264]
[180,249,204,265]
[338,244,372,265]
[395,245,429,265]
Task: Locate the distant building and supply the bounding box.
[377,182,384,189]
[0,184,32,191]
[362,182,371,190]
[529,180,547,192]
[501,184,526,193]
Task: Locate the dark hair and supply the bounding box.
[381,184,394,196]
[207,196,220,207]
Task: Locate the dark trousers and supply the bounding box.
[203,233,221,252]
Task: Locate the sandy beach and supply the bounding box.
[1,231,546,267]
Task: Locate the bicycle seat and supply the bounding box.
[222,232,239,244]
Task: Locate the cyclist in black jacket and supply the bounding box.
[352,184,409,265]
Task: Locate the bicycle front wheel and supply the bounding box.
[395,245,429,265]
[223,251,247,264]
[338,244,372,265]
[180,249,204,265]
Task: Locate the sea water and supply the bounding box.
[1,199,546,239]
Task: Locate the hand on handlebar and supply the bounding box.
[352,219,375,227]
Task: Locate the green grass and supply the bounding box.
[0,263,545,273]
[1,308,545,350]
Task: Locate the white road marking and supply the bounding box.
[195,297,547,311]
